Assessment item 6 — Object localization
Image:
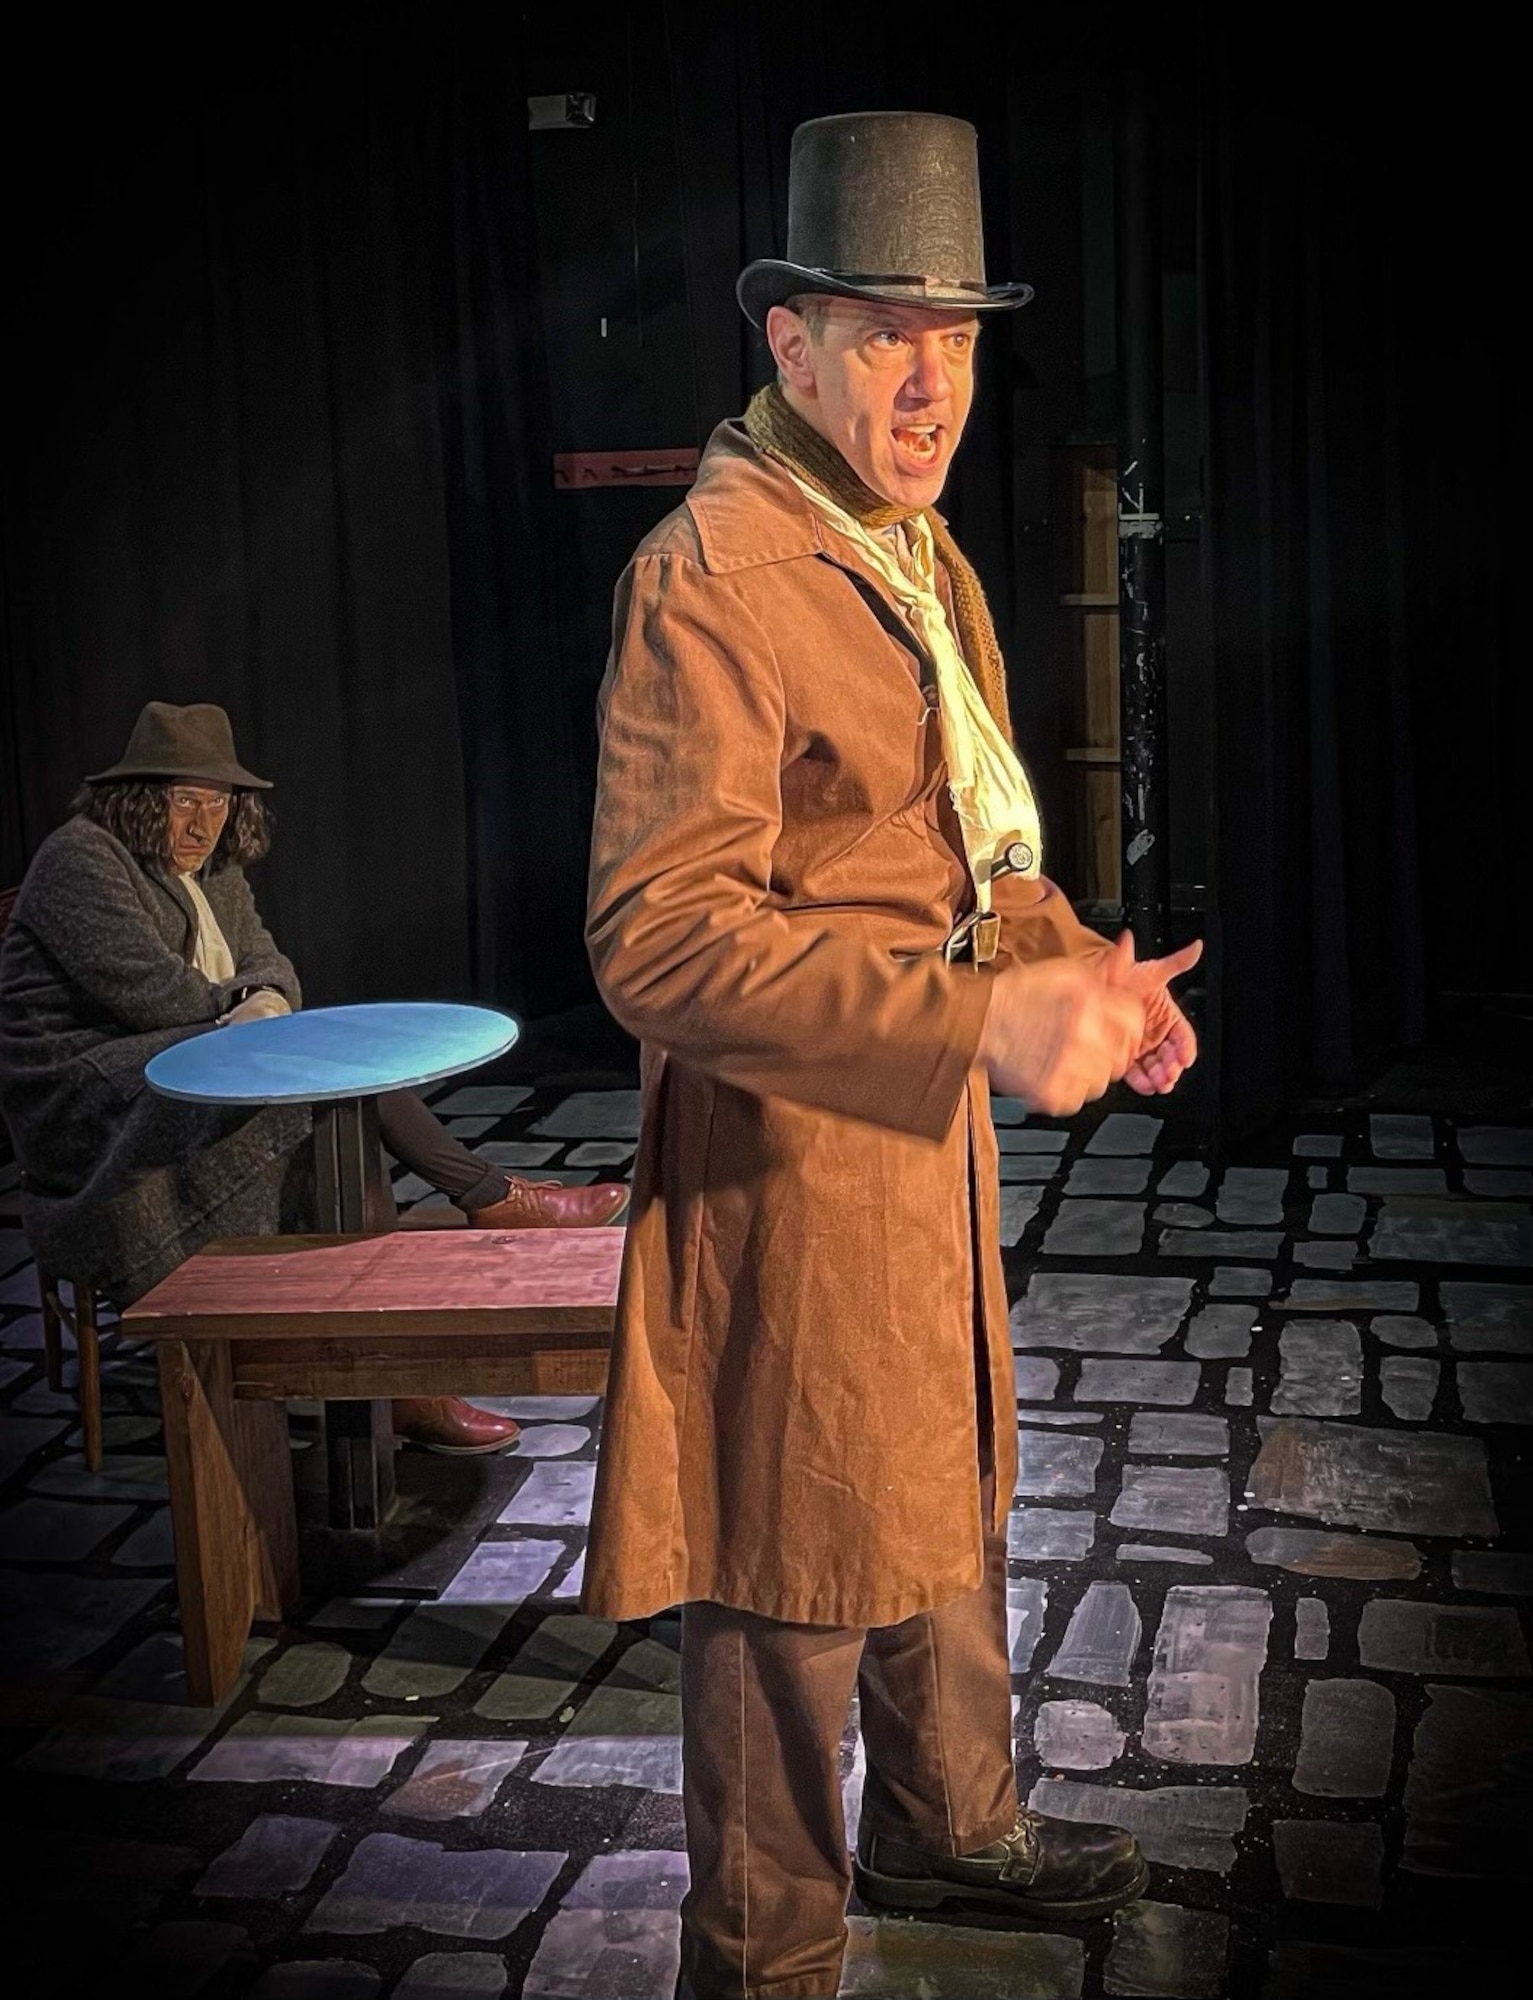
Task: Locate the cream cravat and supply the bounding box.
[180,871,237,984]
[790,477,1044,913]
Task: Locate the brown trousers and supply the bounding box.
[375,1088,505,1211]
[674,1472,1015,1999]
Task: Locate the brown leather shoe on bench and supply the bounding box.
[391,1396,521,1456]
[469,1176,629,1230]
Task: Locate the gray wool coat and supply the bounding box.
[0,814,312,1304]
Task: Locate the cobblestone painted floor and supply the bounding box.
[1,1085,1529,1998]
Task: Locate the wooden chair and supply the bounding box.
[1,882,105,1472]
[38,1271,105,1472]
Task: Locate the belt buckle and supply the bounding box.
[943,912,1001,965]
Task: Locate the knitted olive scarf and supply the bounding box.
[743,383,1014,739]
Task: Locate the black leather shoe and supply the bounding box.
[854,1809,1149,1921]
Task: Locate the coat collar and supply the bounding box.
[686,420,953,599]
[686,421,970,706]
[686,421,826,574]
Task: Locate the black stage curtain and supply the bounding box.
[431,62,593,1015]
[5,4,1517,1123]
[1,13,470,1007]
[0,9,584,1018]
[1198,18,1527,1139]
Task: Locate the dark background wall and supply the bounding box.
[1,2,1524,1142]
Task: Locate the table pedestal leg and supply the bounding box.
[325,1399,397,1531]
[313,1097,398,1529]
[313,1097,394,1232]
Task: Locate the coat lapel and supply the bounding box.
[150,868,197,966]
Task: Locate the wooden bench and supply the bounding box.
[121,1226,624,1704]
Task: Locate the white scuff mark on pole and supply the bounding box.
[1127,829,1156,866]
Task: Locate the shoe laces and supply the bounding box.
[498,1176,556,1218]
[1001,1812,1043,1877]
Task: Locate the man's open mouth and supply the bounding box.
[892,424,941,467]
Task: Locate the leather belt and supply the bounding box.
[943,911,1001,965]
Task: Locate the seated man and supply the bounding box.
[0,701,627,1455]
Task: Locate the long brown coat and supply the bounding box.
[584,422,1107,1629]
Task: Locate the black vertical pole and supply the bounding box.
[1116,56,1170,954]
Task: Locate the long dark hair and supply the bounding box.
[72,781,273,873]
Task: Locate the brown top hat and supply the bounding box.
[87,702,272,789]
[737,111,1033,329]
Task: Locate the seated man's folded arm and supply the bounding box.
[24,833,226,1032]
[586,555,991,1144]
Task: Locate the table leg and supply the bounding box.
[325,1399,397,1532]
[313,1096,394,1232]
[159,1339,300,1706]
[312,1096,399,1529]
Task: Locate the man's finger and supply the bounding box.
[1142,1024,1194,1081]
[1160,1011,1198,1068]
[1146,1055,1184,1092]
[1140,938,1203,986]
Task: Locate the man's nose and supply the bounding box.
[905,337,954,405]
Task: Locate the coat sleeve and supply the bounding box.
[989,871,1113,967]
[586,554,992,1141]
[20,831,228,1033]
[222,872,303,1009]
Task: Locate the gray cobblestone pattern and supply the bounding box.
[1,1088,1528,1996]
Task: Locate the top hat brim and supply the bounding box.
[86,755,272,789]
[737,260,1033,331]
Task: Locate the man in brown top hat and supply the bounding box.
[584,113,1201,1994]
[0,701,629,1456]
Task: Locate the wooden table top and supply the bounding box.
[122,1227,625,1339]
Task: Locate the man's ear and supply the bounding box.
[766,304,817,393]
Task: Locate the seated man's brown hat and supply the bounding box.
[88,701,272,790]
[736,110,1034,328]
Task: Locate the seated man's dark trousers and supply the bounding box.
[374,1089,506,1213]
[675,1465,1012,1998]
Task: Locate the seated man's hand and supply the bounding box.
[978,959,1147,1118]
[1097,931,1202,1095]
[219,988,292,1026]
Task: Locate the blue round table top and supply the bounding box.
[144,1002,519,1107]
